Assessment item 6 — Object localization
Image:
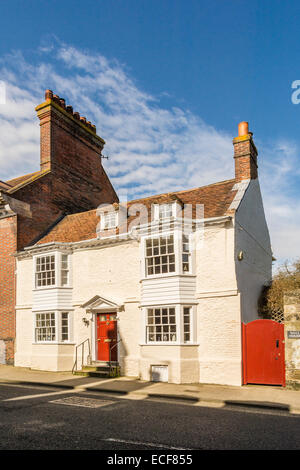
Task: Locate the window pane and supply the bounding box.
[145,235,175,276]
[35,312,56,342]
[146,307,177,343]
[35,255,55,287]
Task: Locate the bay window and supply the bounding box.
[36,255,55,287]
[145,235,175,275]
[144,232,191,277]
[35,252,71,288]
[146,307,177,342]
[35,311,71,343]
[145,305,194,344]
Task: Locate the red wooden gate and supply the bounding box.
[242,319,285,386]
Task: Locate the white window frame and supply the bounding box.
[142,305,197,345]
[153,202,178,221]
[35,254,56,288]
[100,211,119,230]
[33,311,73,344]
[142,230,193,279]
[33,252,72,289]
[144,233,177,278]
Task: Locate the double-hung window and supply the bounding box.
[35,253,71,288]
[61,255,69,286]
[146,307,176,342]
[158,203,174,220]
[101,211,118,230]
[35,312,56,342]
[35,312,71,343]
[145,235,175,275]
[36,255,55,287]
[145,305,194,344]
[182,234,190,273]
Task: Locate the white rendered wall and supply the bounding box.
[234,179,272,324]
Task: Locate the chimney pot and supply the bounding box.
[73,112,80,120]
[80,116,87,124]
[59,98,66,109]
[53,94,60,104]
[238,121,249,136]
[45,89,53,100]
[66,105,73,114]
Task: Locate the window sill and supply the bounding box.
[33,286,73,291]
[32,342,76,345]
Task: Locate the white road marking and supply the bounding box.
[103,438,192,450]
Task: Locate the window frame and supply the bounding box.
[142,231,193,279]
[153,202,177,221]
[33,311,73,344]
[100,211,119,230]
[33,252,71,289]
[144,233,177,277]
[142,305,196,345]
[35,254,56,288]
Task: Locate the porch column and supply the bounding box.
[284,290,300,389]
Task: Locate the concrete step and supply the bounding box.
[74,364,121,378]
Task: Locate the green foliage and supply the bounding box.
[258,259,300,318]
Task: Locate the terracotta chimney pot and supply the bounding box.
[59,98,66,109]
[238,121,249,136]
[45,89,53,100]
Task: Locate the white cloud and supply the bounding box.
[0,41,299,267]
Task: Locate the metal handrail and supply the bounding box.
[109,339,122,374]
[72,338,91,374]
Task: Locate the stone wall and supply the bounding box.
[284,290,300,389]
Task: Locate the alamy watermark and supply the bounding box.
[96,200,206,251]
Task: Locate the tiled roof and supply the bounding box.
[4,171,45,191]
[36,179,237,245]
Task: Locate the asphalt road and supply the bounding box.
[0,382,299,451]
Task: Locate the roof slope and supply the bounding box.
[4,170,48,193]
[36,179,237,245]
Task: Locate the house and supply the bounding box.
[14,121,272,386]
[0,90,118,364]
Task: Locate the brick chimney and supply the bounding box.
[36,89,104,172]
[233,122,258,182]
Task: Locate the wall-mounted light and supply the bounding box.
[82,317,90,326]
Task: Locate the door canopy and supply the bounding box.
[81,295,123,313]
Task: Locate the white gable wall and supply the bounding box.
[234,179,272,323]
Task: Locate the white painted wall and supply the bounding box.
[234,179,272,323]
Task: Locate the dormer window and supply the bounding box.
[154,202,177,221]
[100,211,118,230]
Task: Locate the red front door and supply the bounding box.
[242,319,285,386]
[96,313,118,362]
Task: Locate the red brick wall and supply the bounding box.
[233,135,258,182]
[0,216,17,364]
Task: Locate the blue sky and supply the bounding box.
[0,0,300,267]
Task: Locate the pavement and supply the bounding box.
[0,364,300,414]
